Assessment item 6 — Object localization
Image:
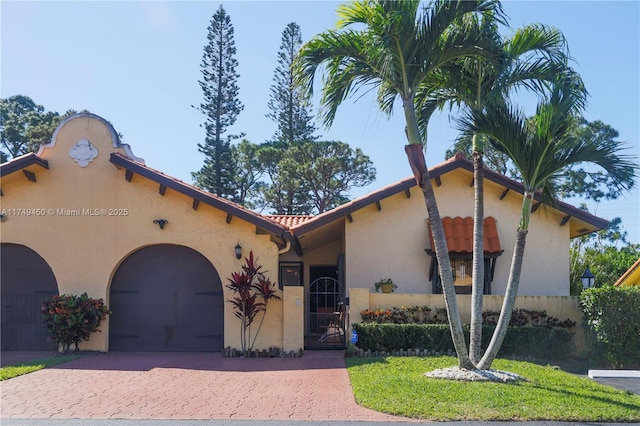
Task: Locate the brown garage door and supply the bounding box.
[1,243,59,351]
[109,244,224,352]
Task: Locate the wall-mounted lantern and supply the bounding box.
[153,219,169,230]
[235,243,242,259]
[581,267,595,289]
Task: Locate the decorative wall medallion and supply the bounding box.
[69,138,98,167]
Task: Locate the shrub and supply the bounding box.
[482,308,576,329]
[41,293,110,353]
[579,286,640,368]
[361,305,575,329]
[360,306,433,324]
[226,251,281,354]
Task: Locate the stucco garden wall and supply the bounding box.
[0,115,283,352]
[345,171,571,296]
[349,290,585,352]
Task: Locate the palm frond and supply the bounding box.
[465,76,636,201]
[506,24,568,64]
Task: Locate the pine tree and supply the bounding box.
[260,22,318,213]
[192,5,244,198]
[266,22,317,148]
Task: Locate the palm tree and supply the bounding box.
[461,72,637,369]
[417,18,575,363]
[295,0,505,369]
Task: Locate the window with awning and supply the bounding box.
[426,217,503,294]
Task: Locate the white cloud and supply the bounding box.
[140,2,174,33]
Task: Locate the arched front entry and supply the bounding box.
[109,244,224,352]
[1,243,59,351]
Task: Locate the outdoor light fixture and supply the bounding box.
[235,243,242,259]
[153,219,168,230]
[581,267,595,289]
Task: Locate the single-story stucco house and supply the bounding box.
[615,257,640,287]
[0,113,607,353]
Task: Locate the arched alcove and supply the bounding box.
[109,244,224,352]
[1,243,59,351]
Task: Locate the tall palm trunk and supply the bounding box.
[404,98,473,369]
[477,194,532,369]
[469,70,485,364]
[470,148,485,363]
[406,144,475,370]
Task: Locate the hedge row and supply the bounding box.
[579,286,640,368]
[351,323,574,360]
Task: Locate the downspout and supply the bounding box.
[278,240,292,255]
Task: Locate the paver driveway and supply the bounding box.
[0,351,415,422]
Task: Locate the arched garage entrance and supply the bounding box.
[109,244,224,352]
[1,243,59,351]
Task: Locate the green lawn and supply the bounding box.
[346,356,640,421]
[0,355,78,381]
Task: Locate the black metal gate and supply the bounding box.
[308,277,345,346]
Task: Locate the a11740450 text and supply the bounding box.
[1,208,129,217]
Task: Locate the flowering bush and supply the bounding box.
[482,308,576,329]
[360,305,433,324]
[42,293,110,353]
[361,306,574,328]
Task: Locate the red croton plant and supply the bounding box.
[226,251,281,354]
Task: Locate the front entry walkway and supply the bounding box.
[0,351,414,422]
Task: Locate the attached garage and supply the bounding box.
[1,243,59,351]
[109,244,224,352]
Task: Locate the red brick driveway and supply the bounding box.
[0,351,415,422]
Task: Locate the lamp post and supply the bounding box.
[581,267,595,289]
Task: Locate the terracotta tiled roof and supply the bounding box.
[290,153,609,238]
[0,152,49,177]
[428,216,503,255]
[267,215,314,228]
[109,153,288,237]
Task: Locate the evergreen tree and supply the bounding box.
[287,141,375,213]
[0,95,79,162]
[256,146,313,215]
[259,22,319,212]
[257,141,376,215]
[192,5,244,198]
[266,22,317,148]
[232,140,266,209]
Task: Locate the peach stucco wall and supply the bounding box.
[350,291,585,352]
[0,114,284,352]
[345,170,571,296]
[282,286,304,352]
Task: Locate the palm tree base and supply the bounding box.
[425,366,524,382]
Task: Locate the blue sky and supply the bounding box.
[2,1,638,244]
